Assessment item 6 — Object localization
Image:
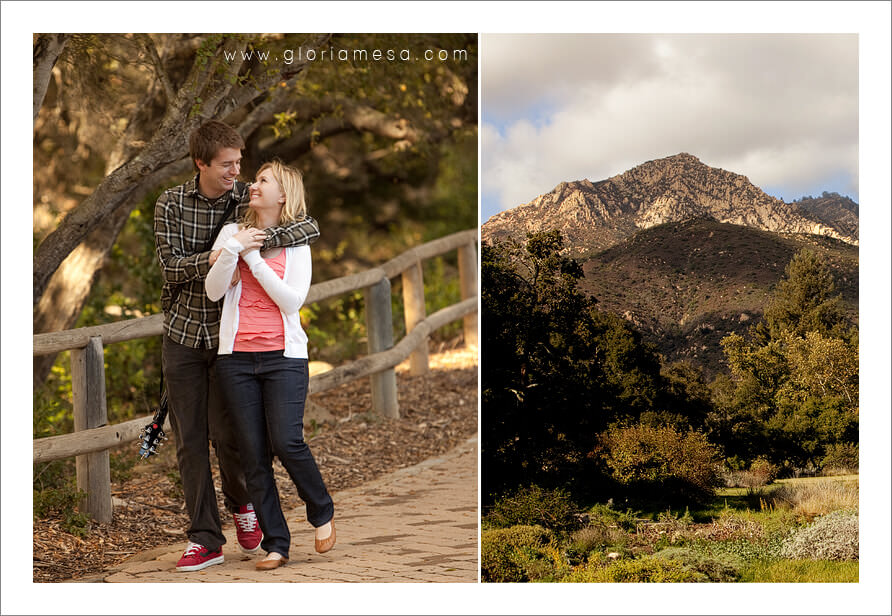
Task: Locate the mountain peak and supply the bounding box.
[659,152,702,164]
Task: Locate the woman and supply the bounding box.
[206,159,335,571]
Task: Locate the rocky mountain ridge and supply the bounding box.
[482,153,859,253]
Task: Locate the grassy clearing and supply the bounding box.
[739,560,858,583]
[769,476,859,518]
[482,476,859,583]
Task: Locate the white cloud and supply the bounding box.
[482,34,859,217]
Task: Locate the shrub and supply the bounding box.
[587,503,640,532]
[561,556,708,583]
[481,525,556,583]
[485,485,582,532]
[33,486,91,537]
[749,457,779,484]
[821,442,858,473]
[780,510,859,561]
[650,547,742,582]
[722,457,779,491]
[565,526,629,565]
[598,423,721,505]
[704,536,784,563]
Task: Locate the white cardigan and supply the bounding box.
[206,223,311,358]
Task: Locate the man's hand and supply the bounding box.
[209,248,222,267]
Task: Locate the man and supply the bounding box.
[154,120,320,571]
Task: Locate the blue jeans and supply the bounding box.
[215,351,334,558]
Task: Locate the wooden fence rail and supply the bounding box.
[33,229,477,523]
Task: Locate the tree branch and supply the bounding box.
[214,34,333,121]
[136,34,176,105]
[33,34,71,123]
[250,98,422,164]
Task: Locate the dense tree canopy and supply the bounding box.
[33,33,477,387]
[710,248,859,468]
[482,232,682,502]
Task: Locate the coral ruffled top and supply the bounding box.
[233,249,286,351]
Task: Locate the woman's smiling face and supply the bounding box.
[249,168,285,214]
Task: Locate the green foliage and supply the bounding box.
[780,331,858,412]
[564,526,629,565]
[650,547,743,582]
[43,193,166,432]
[768,395,857,468]
[109,450,139,483]
[34,380,73,440]
[713,248,858,468]
[562,556,708,583]
[481,525,557,583]
[33,486,91,537]
[586,503,640,532]
[757,248,852,342]
[702,535,785,563]
[821,442,859,472]
[485,485,582,532]
[780,510,859,561]
[656,361,712,429]
[597,423,721,505]
[304,292,367,363]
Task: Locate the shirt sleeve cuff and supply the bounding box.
[223,237,245,255]
[241,249,263,267]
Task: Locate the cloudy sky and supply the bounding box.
[481,34,858,222]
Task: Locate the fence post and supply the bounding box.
[401,260,429,376]
[70,336,112,523]
[457,240,478,348]
[365,277,399,418]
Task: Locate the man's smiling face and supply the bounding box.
[196,147,242,199]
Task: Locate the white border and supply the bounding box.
[5,2,890,615]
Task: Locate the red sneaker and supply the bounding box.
[176,542,223,572]
[234,503,262,554]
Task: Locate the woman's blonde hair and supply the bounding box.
[243,159,308,228]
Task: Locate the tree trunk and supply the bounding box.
[33,34,70,124]
[33,34,332,307]
[32,158,192,387]
[33,203,130,388]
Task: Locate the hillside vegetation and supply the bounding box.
[578,219,858,374]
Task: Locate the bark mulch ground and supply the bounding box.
[32,342,477,582]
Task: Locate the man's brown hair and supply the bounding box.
[189,120,245,169]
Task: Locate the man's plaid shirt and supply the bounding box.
[154,174,320,349]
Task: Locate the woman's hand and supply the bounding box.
[232,227,266,254]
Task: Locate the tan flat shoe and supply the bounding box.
[315,519,336,554]
[255,552,288,571]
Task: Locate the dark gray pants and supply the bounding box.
[162,335,250,551]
